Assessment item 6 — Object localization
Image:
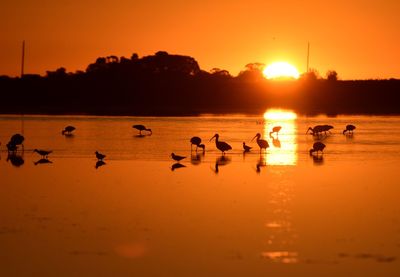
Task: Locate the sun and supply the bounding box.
[263,62,300,80]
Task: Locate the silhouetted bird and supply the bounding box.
[171,153,186,162]
[133,125,152,135]
[269,126,282,137]
[307,125,333,136]
[62,126,76,135]
[95,151,106,161]
[252,133,269,153]
[243,142,252,152]
[309,142,326,155]
[343,124,356,134]
[190,136,203,151]
[34,149,52,158]
[9,134,24,149]
[210,134,232,155]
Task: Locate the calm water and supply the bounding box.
[1,113,400,277]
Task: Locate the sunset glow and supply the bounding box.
[264,109,297,121]
[263,62,300,80]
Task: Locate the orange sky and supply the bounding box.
[1,0,399,79]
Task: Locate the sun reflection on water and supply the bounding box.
[263,109,297,166]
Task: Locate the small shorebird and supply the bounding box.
[343,124,356,134]
[252,133,269,153]
[34,149,52,158]
[309,142,326,155]
[95,151,106,161]
[171,153,186,162]
[62,126,76,135]
[133,124,152,135]
[243,142,252,152]
[210,134,232,155]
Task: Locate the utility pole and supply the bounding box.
[21,40,25,77]
[306,42,310,73]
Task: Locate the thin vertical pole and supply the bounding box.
[21,40,25,77]
[21,40,25,135]
[306,42,310,73]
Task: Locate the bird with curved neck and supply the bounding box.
[269,126,282,138]
[309,142,326,156]
[210,134,232,155]
[190,136,204,152]
[252,133,269,153]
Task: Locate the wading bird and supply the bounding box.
[210,134,232,155]
[269,126,282,137]
[133,125,152,135]
[306,125,333,136]
[252,133,269,153]
[62,126,76,135]
[95,151,106,161]
[9,134,24,149]
[34,149,52,158]
[343,124,356,134]
[309,142,326,155]
[190,136,203,151]
[243,142,252,152]
[171,153,186,162]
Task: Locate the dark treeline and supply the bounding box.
[1,51,400,116]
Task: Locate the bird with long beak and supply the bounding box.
[252,133,269,153]
[210,134,232,155]
[309,142,326,155]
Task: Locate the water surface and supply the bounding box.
[1,114,400,276]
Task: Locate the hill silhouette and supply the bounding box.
[1,51,400,116]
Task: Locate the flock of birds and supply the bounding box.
[1,122,356,169]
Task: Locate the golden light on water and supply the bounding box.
[264,109,297,121]
[263,109,297,165]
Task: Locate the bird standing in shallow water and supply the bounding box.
[171,153,186,162]
[309,142,326,155]
[269,126,282,137]
[62,126,76,135]
[210,134,232,155]
[190,136,203,151]
[343,124,356,134]
[133,125,152,135]
[34,149,52,158]
[252,133,269,153]
[243,142,252,152]
[95,151,106,161]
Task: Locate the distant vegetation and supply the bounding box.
[1,51,400,115]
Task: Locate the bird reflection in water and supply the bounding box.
[212,155,231,174]
[95,160,106,169]
[256,157,266,173]
[271,137,281,148]
[171,163,186,171]
[34,158,53,166]
[191,152,204,165]
[312,155,324,165]
[7,152,24,167]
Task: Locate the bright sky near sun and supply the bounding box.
[1,0,399,79]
